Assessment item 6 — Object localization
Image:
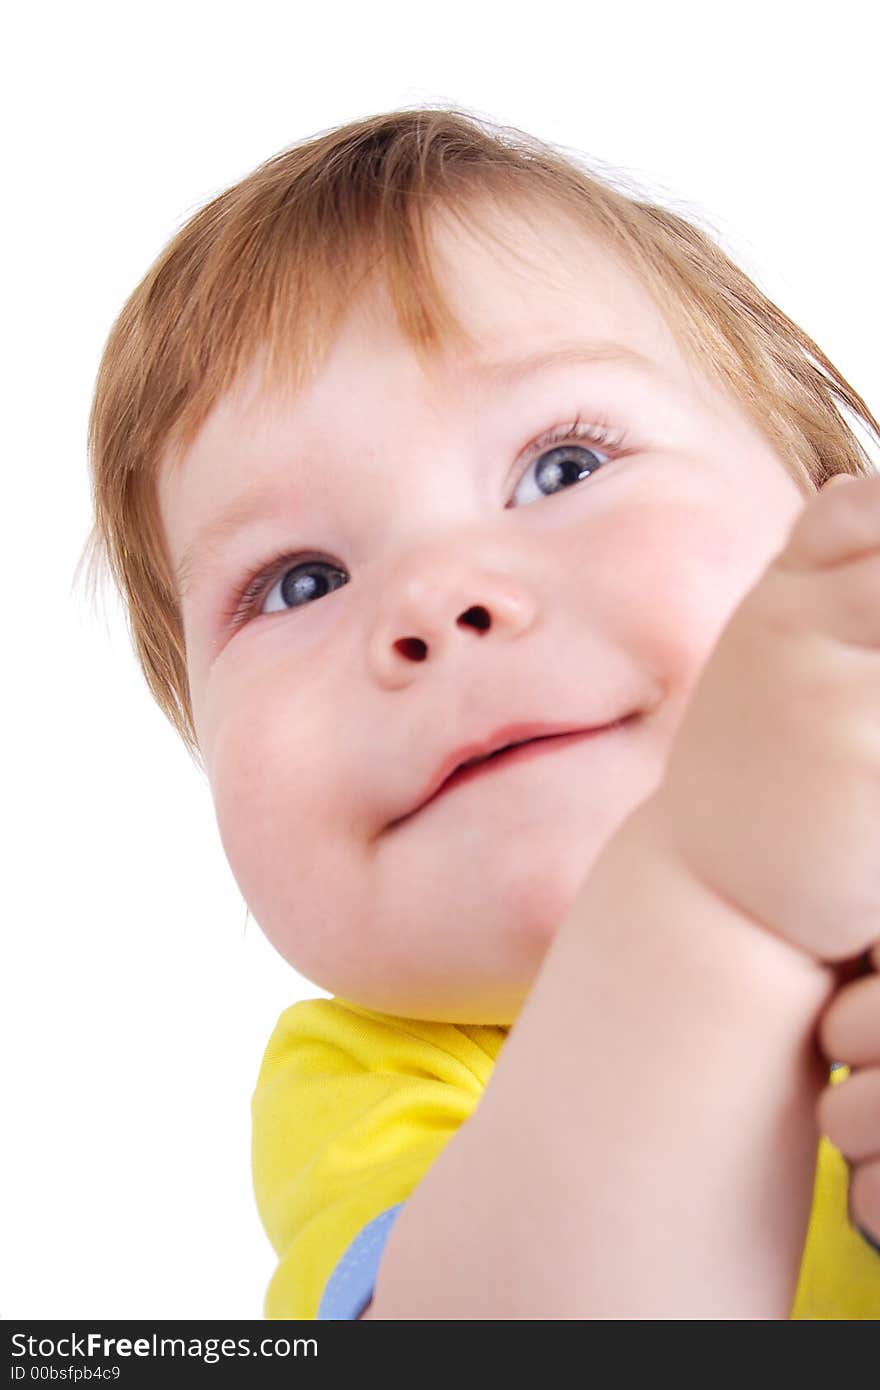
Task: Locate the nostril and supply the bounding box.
[458,606,490,632]
[394,636,428,661]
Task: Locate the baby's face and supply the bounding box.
[159,200,808,1023]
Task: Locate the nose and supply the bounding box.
[366,539,540,689]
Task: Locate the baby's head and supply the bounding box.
[82,106,878,1024]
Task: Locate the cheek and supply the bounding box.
[208,706,365,985]
[206,676,333,920]
[195,619,380,987]
[591,496,788,717]
[603,500,728,622]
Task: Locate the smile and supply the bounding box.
[388,718,632,830]
[434,725,616,799]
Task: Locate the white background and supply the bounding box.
[3,0,877,1319]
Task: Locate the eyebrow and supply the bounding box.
[176,340,651,599]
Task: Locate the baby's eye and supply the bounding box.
[223,552,349,628]
[510,431,613,507]
[261,560,349,617]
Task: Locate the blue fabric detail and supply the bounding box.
[317,1203,405,1319]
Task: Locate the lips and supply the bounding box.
[393,718,626,825]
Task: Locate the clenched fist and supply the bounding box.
[652,471,880,962]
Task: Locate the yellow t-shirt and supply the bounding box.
[251,996,880,1320]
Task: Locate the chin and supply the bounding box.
[321,969,531,1027]
[506,847,601,960]
[279,914,538,1022]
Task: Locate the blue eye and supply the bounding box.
[221,552,348,628]
[508,422,617,511]
[510,433,612,506]
[262,561,348,616]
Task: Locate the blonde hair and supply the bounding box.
[78,102,880,767]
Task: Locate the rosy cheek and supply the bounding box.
[208,742,250,856]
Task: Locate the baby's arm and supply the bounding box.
[364,800,831,1319]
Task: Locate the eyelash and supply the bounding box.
[221,415,630,630]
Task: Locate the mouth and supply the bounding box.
[438,727,613,793]
[389,716,634,829]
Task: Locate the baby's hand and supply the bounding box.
[817,943,880,1252]
[649,472,880,962]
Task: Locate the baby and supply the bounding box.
[81,106,880,1319]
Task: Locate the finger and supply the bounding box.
[819,474,859,492]
[780,472,880,571]
[817,1067,880,1161]
[819,973,880,1065]
[848,1156,880,1254]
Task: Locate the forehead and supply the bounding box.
[158,203,684,574]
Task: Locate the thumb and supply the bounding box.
[820,473,858,490]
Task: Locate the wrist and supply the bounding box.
[582,792,836,1036]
